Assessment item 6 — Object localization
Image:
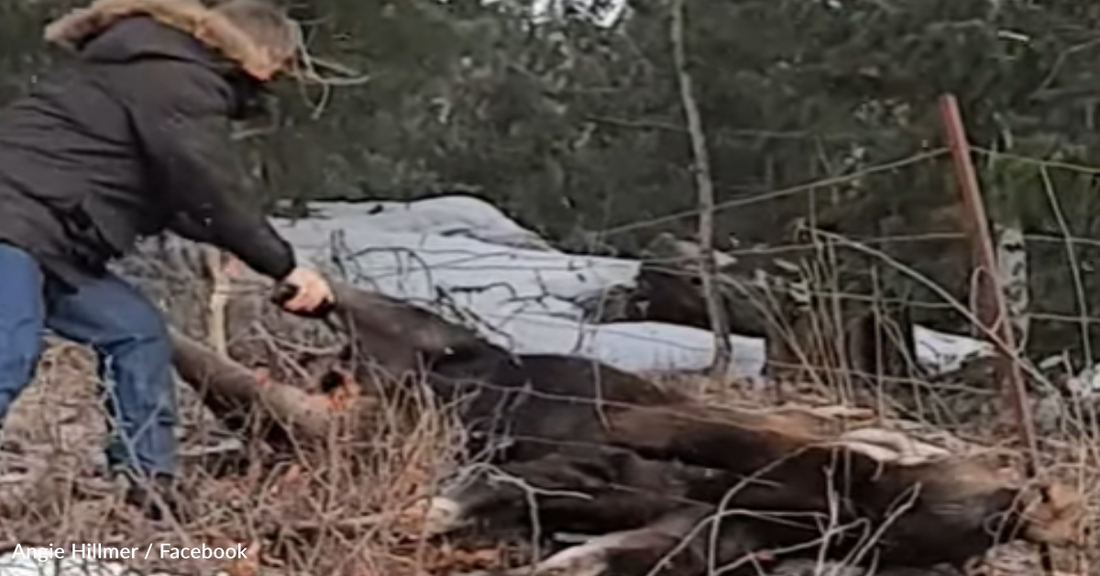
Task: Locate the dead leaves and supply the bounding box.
[419,543,504,573]
[388,540,507,575]
[224,539,262,576]
[391,498,430,535]
[266,463,306,499]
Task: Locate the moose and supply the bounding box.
[168,278,1083,576]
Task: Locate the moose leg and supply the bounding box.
[422,452,605,536]
[422,450,690,538]
[603,404,947,476]
[448,504,777,576]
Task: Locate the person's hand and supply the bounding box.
[280,267,333,313]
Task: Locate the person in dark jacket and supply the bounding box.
[0,0,333,520]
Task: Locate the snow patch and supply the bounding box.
[270,194,993,379]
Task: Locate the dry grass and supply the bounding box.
[0,340,475,575]
[0,331,527,575]
[0,243,509,576]
[0,238,1095,576]
[650,369,1098,575]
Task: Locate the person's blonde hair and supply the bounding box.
[211,0,299,76]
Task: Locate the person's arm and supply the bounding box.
[124,63,296,281]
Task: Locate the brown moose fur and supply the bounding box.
[314,282,730,538]
[621,234,919,390]
[304,281,1082,572]
[43,0,280,80]
[602,403,1083,571]
[630,262,772,338]
[765,297,918,391]
[176,279,722,541]
[317,281,688,462]
[169,278,1082,575]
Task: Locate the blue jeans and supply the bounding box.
[0,242,178,478]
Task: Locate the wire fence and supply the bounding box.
[102,113,1100,455]
[5,103,1100,576]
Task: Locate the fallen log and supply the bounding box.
[169,327,372,444]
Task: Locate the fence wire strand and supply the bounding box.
[7,143,1100,576]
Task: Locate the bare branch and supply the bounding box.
[206,248,231,355]
[669,0,731,377]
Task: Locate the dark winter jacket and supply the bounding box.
[0,0,296,288]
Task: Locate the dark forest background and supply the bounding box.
[7,0,1100,369]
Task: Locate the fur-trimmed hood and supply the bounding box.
[43,0,274,80]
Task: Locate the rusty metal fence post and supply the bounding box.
[938,93,1053,574]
